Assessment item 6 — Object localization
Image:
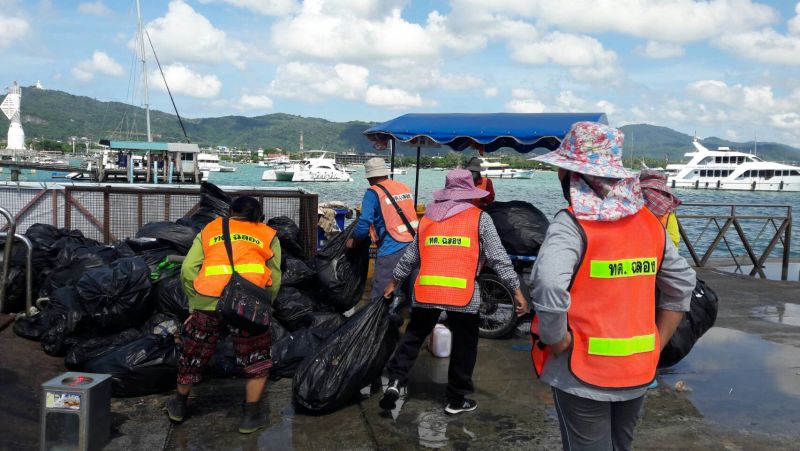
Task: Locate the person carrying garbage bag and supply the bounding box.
[529,122,696,451]
[379,169,527,415]
[166,196,282,434]
[347,157,419,304]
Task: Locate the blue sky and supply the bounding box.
[3,0,800,146]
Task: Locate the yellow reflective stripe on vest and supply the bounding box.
[587,334,656,357]
[589,258,658,278]
[419,275,467,289]
[207,234,264,248]
[204,263,266,276]
[424,236,471,247]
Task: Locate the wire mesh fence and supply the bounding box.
[1,182,319,259]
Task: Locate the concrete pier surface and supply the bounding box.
[2,267,799,450]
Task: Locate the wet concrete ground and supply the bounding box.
[2,266,799,450]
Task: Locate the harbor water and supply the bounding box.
[4,163,799,257]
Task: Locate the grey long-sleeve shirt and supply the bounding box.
[530,210,696,401]
[393,212,520,313]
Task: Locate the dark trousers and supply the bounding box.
[386,307,480,403]
[552,388,645,451]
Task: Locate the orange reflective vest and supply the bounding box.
[368,179,418,244]
[414,207,482,307]
[193,217,277,298]
[471,177,492,207]
[531,207,666,389]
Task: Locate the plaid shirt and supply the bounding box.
[640,170,681,216]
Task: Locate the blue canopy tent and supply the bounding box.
[363,112,608,205]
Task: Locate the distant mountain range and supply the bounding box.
[3,85,799,162]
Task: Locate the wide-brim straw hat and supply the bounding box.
[364,157,389,179]
[432,169,489,201]
[533,121,632,179]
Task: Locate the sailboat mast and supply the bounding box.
[136,0,151,142]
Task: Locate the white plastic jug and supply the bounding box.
[429,324,452,358]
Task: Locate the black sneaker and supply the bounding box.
[444,398,477,415]
[379,379,402,410]
[165,394,188,423]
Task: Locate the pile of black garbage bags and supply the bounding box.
[7,183,390,409]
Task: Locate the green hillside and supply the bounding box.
[3,86,799,162]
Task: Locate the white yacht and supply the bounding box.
[197,153,235,179]
[666,139,800,191]
[258,155,292,167]
[478,157,534,179]
[262,151,352,182]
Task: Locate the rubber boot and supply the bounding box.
[238,401,267,434]
[165,393,188,423]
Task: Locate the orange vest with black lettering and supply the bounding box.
[193,217,277,298]
[368,179,418,244]
[531,208,666,389]
[414,207,481,307]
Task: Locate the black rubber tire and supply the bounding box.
[478,273,517,339]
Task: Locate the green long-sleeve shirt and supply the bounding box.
[181,231,282,312]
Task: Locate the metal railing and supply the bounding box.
[676,203,793,280]
[0,207,34,313]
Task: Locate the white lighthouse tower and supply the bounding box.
[1,81,26,150]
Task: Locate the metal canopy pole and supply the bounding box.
[0,207,15,310]
[414,145,421,208]
[389,138,396,180]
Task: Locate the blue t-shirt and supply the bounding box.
[353,189,409,257]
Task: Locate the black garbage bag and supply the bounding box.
[65,329,142,370]
[207,335,242,378]
[153,273,189,321]
[42,245,121,297]
[314,223,370,312]
[484,201,549,256]
[293,299,401,412]
[659,280,719,368]
[136,222,197,255]
[271,318,288,342]
[76,256,153,331]
[267,216,304,258]
[283,257,316,287]
[273,287,315,331]
[41,287,94,356]
[25,224,100,274]
[122,238,182,270]
[141,312,181,337]
[308,312,345,331]
[271,326,340,380]
[177,182,231,230]
[12,310,48,340]
[82,333,178,397]
[2,266,26,314]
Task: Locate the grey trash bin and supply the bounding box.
[40,372,111,451]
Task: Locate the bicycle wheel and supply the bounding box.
[478,273,517,339]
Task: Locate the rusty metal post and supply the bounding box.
[65,187,73,230]
[52,189,58,227]
[103,187,110,244]
[783,206,792,281]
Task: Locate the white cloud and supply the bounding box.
[770,112,800,130]
[237,94,274,110]
[0,15,29,49]
[687,80,778,114]
[365,85,432,108]
[637,41,685,59]
[714,28,800,65]
[509,31,621,82]
[789,3,800,35]
[377,67,483,92]
[150,64,222,98]
[78,1,112,16]
[269,62,370,101]
[71,51,124,82]
[142,0,249,69]
[198,0,298,16]
[484,86,499,98]
[453,0,777,44]
[271,3,481,66]
[505,88,546,113]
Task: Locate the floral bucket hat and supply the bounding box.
[533,121,631,179]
